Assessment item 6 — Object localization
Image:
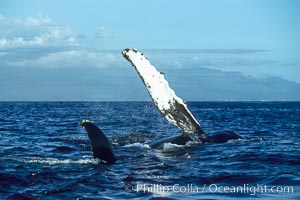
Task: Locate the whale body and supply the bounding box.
[122,48,243,147]
[79,48,243,164]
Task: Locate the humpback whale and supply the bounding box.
[122,48,242,148]
[80,48,243,164]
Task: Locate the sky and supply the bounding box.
[0,0,300,101]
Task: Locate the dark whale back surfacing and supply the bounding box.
[79,120,116,164]
[149,131,243,149]
[207,130,243,143]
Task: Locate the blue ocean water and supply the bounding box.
[0,101,299,199]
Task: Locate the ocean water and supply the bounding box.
[0,101,299,199]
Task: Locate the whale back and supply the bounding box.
[207,130,243,143]
[80,120,116,164]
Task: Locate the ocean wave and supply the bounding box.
[24,157,101,165]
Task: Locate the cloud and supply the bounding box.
[0,48,123,68]
[14,50,121,68]
[0,13,77,48]
[144,48,269,55]
[143,49,277,70]
[142,49,300,83]
[95,26,112,38]
[0,12,52,27]
[0,12,298,84]
[0,14,123,69]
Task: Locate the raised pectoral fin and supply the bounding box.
[122,48,206,139]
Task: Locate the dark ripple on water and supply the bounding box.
[0,102,299,199]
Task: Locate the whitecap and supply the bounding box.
[123,142,150,149]
[161,143,184,152]
[24,157,101,165]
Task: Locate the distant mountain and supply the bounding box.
[164,66,300,101]
[1,65,300,101]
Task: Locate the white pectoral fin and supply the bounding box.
[122,48,206,137]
